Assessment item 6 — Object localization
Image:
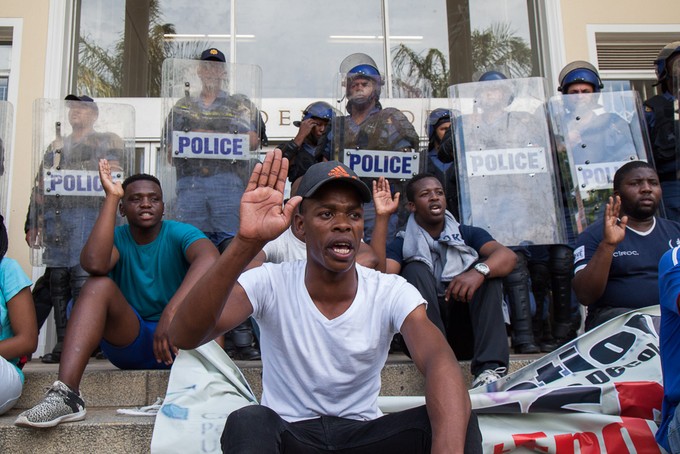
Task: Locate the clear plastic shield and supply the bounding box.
[450,77,566,247]
[548,90,651,235]
[0,101,13,216]
[331,68,424,241]
[158,58,261,245]
[29,99,135,266]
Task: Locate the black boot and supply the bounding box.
[42,267,71,364]
[550,245,576,345]
[232,320,261,360]
[504,252,540,354]
[529,261,557,352]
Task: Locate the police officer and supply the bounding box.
[26,95,129,363]
[333,56,420,242]
[425,108,460,219]
[644,41,680,221]
[162,48,261,361]
[547,61,612,344]
[279,101,334,183]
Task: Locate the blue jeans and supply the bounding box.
[222,404,482,453]
[662,180,680,223]
[174,173,244,244]
[669,403,680,453]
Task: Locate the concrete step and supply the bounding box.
[1,354,541,453]
[0,408,154,453]
[15,353,539,409]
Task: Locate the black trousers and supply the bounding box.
[222,404,482,453]
[401,261,509,376]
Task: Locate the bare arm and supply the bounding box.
[356,242,379,269]
[153,238,219,365]
[573,196,627,306]
[0,288,38,359]
[170,150,301,349]
[80,159,122,275]
[244,250,267,271]
[370,177,400,273]
[401,305,470,453]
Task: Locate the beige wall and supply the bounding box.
[560,0,680,62]
[1,2,50,275]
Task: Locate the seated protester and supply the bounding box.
[169,153,482,453]
[657,245,680,453]
[0,214,38,415]
[247,177,379,270]
[15,159,218,428]
[573,161,680,331]
[383,174,516,388]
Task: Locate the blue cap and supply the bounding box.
[200,48,226,62]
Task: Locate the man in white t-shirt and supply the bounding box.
[169,151,481,453]
[247,178,379,269]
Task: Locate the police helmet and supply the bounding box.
[557,61,603,93]
[293,101,335,127]
[478,71,508,82]
[426,108,452,140]
[477,71,513,105]
[654,41,680,83]
[346,64,383,98]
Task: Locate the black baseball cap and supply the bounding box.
[200,48,226,62]
[64,94,98,112]
[297,161,371,203]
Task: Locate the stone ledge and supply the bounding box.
[17,353,540,409]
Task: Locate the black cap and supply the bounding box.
[297,161,371,203]
[200,48,226,62]
[64,94,98,112]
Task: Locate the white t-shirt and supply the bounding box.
[262,228,306,263]
[238,261,425,422]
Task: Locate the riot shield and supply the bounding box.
[331,65,424,241]
[0,101,13,216]
[29,99,135,267]
[449,77,566,247]
[548,90,650,235]
[158,58,261,247]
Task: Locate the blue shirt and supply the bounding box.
[110,220,206,321]
[0,258,33,382]
[656,246,680,452]
[574,217,680,310]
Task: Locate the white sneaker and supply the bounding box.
[15,380,86,428]
[471,367,507,389]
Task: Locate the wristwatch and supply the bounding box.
[473,262,490,278]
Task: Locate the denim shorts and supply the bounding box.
[99,306,171,370]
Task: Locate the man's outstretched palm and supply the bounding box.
[239,149,301,243]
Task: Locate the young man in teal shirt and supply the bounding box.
[16,159,219,428]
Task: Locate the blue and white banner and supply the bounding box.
[575,160,635,192]
[342,149,420,180]
[172,131,251,161]
[466,148,548,177]
[43,169,124,196]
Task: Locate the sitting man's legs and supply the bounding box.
[400,260,509,387]
[15,276,149,428]
[222,405,482,453]
[466,277,510,388]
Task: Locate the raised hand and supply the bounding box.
[373,177,400,217]
[98,158,124,199]
[239,149,301,244]
[603,195,627,246]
